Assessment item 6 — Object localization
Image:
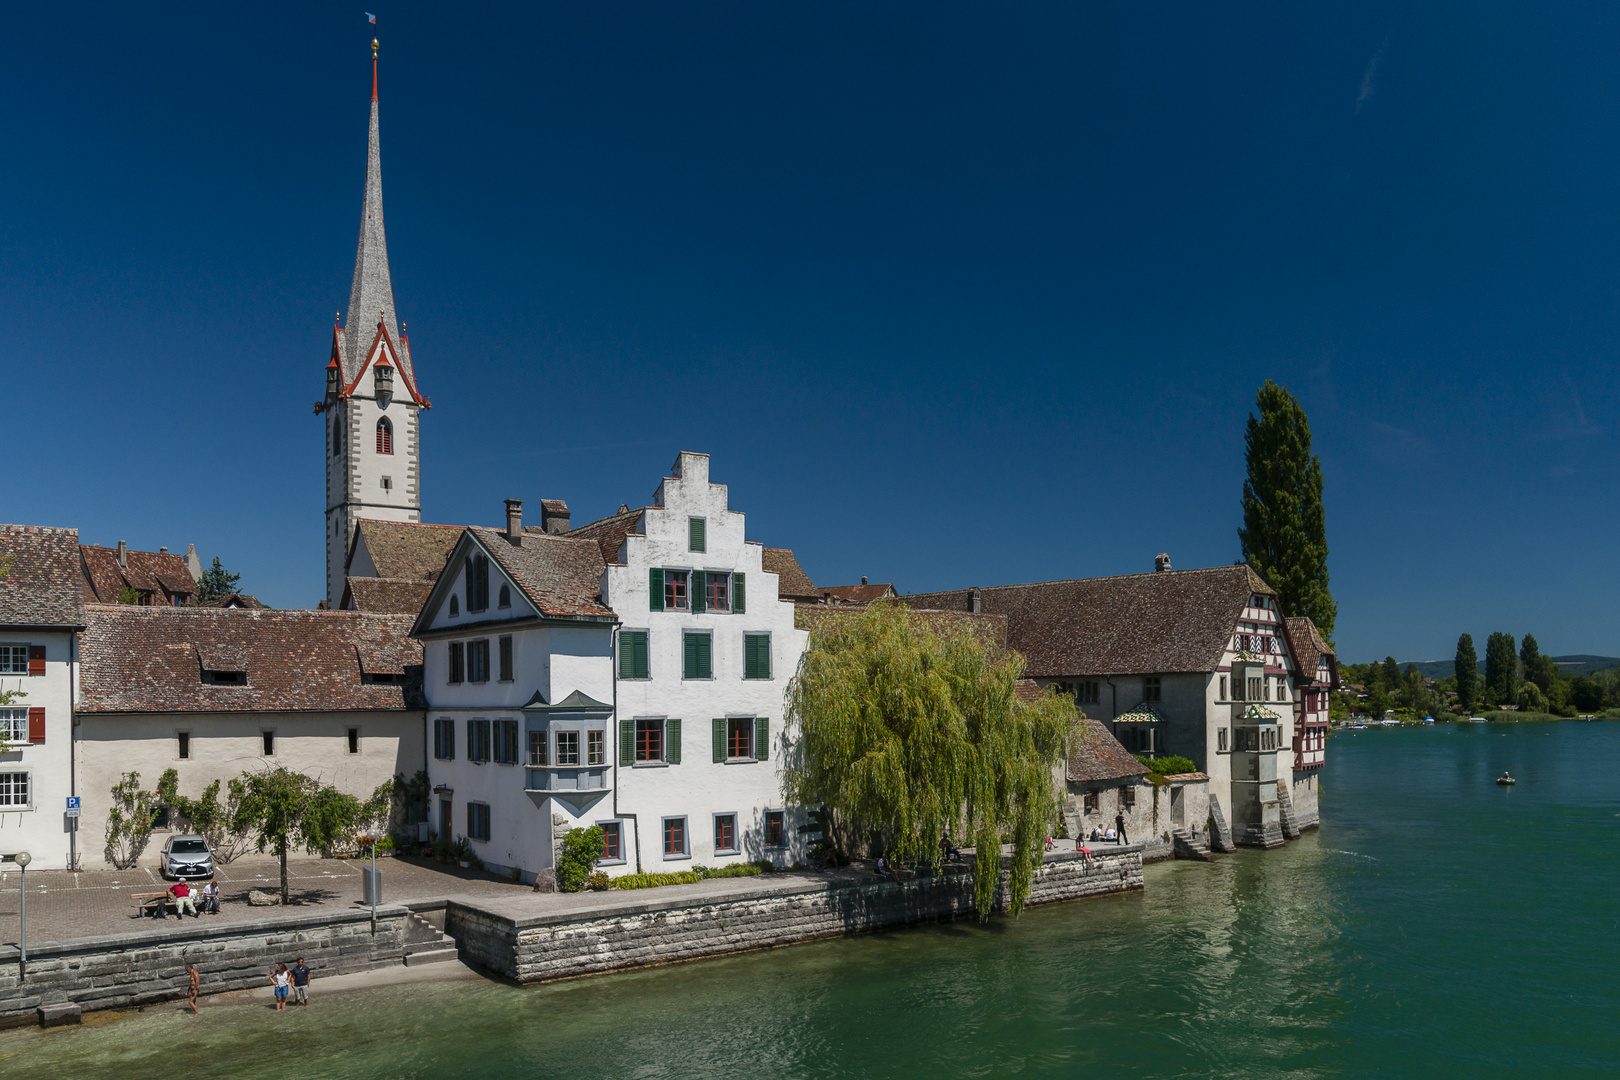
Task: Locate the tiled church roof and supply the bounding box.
[903,564,1275,677]
[0,525,86,628]
[77,606,423,713]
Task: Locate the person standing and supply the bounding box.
[1114,810,1128,845]
[291,957,311,1007]
[187,964,200,1015]
[271,963,290,1011]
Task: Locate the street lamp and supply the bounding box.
[13,851,30,980]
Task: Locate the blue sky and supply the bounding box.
[4,3,1619,663]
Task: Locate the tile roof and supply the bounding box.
[351,520,464,581]
[1285,617,1336,683]
[344,576,433,615]
[204,593,266,609]
[80,544,198,605]
[77,606,424,713]
[565,508,646,566]
[1066,717,1148,783]
[0,525,86,628]
[902,564,1276,677]
[818,583,896,604]
[466,528,615,622]
[793,604,1008,651]
[761,548,817,600]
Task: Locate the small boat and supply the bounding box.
[1496,773,1516,786]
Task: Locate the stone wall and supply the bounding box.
[447,848,1143,984]
[0,906,413,1024]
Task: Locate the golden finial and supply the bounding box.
[372,38,379,58]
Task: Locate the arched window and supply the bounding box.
[498,584,511,609]
[333,416,344,457]
[376,417,393,455]
[449,595,459,617]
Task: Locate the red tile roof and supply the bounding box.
[0,525,85,628]
[344,576,433,615]
[818,583,896,604]
[762,548,817,601]
[1285,616,1337,686]
[80,544,197,605]
[1067,717,1148,783]
[77,606,423,713]
[903,564,1276,677]
[465,528,615,622]
[565,508,646,566]
[350,520,465,581]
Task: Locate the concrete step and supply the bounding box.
[401,911,447,946]
[403,946,460,966]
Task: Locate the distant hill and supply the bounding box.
[1375,655,1620,680]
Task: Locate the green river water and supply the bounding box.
[1,721,1615,1078]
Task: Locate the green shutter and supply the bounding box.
[620,718,634,765]
[683,633,697,679]
[667,719,681,764]
[692,571,706,614]
[620,631,649,680]
[732,572,745,614]
[713,718,726,762]
[698,633,712,679]
[689,517,705,552]
[755,717,769,761]
[649,568,664,611]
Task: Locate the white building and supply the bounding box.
[0,525,86,870]
[576,452,810,871]
[317,47,430,609]
[411,509,619,882]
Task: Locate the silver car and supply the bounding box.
[158,835,215,880]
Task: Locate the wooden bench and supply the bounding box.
[132,891,178,918]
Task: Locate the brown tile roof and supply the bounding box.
[204,593,266,609]
[818,583,896,603]
[1067,717,1148,783]
[793,603,1008,650]
[902,565,1275,677]
[80,544,198,605]
[77,606,424,713]
[466,528,615,621]
[0,525,86,628]
[1285,617,1336,684]
[565,508,646,566]
[762,548,817,601]
[1014,677,1045,703]
[344,577,434,615]
[350,520,464,581]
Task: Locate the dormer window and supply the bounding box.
[376,417,394,455]
[202,669,246,686]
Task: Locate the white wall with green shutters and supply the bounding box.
[601,452,812,872]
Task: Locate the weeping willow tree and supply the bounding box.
[785,602,1075,918]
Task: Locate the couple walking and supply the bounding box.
[270,958,312,1011]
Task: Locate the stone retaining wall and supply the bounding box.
[0,906,414,1024]
[447,849,1143,984]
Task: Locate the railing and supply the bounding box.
[525,765,610,794]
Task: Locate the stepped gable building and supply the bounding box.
[80,541,201,607]
[0,525,86,870]
[75,605,426,861]
[903,558,1320,851]
[316,41,431,610]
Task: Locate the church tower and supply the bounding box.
[318,39,429,608]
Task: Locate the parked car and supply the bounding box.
[158,835,216,880]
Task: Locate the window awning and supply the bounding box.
[1114,703,1166,723]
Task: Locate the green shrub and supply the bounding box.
[557,826,606,892]
[613,870,704,890]
[586,870,611,891]
[1135,754,1197,777]
[701,861,773,879]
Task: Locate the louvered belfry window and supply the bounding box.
[376,417,393,455]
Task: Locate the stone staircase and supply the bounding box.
[1170,827,1211,861]
[401,910,460,967]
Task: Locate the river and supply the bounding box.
[1,720,1615,1078]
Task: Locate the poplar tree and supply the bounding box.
[1239,380,1336,637]
[785,603,1073,919]
[1454,634,1479,711]
[1484,632,1519,706]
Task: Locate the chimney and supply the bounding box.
[116,540,128,570]
[968,587,982,614]
[861,576,868,586]
[1155,553,1172,573]
[159,546,168,554]
[505,499,523,543]
[541,500,571,535]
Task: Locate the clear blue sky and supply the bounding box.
[4,3,1618,664]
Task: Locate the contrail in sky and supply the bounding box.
[1357,38,1389,112]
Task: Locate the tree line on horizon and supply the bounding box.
[1339,634,1617,720]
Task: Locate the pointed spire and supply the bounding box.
[341,38,418,391]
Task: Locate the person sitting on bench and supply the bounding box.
[170,880,198,918]
[876,855,893,878]
[201,880,221,914]
[939,834,963,863]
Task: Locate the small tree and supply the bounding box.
[231,768,361,904]
[105,771,161,869]
[1516,682,1548,714]
[557,826,606,892]
[195,556,241,603]
[0,687,21,754]
[1454,635,1480,712]
[163,774,252,863]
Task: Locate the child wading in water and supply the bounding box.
[271,963,290,1011]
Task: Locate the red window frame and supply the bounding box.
[376,418,393,455]
[664,571,688,611]
[706,572,728,612]
[601,822,621,861]
[714,814,736,853]
[636,720,664,762]
[663,817,685,856]
[765,811,784,848]
[727,718,752,759]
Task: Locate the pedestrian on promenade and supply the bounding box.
[271,963,290,1011]
[291,957,311,1007]
[187,964,200,1015]
[201,880,221,914]
[1114,811,1128,845]
[171,880,198,917]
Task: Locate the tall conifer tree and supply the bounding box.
[1484,632,1519,705]
[1239,380,1335,637]
[1455,634,1479,711]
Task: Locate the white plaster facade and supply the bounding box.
[0,627,77,870]
[599,453,812,872]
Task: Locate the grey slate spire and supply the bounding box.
[341,46,417,389]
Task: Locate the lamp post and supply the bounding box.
[13,851,30,980]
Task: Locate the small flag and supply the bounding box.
[366,12,376,23]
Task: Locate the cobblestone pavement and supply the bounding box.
[0,855,534,947]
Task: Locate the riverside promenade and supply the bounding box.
[0,844,1145,1025]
